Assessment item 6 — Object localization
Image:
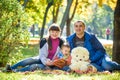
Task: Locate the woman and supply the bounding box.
[5,23,64,72]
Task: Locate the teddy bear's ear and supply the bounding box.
[82,47,89,55]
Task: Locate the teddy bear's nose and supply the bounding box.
[80,59,82,61]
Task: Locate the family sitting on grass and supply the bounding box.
[5,20,120,74]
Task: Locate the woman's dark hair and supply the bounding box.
[48,36,52,50]
[48,23,61,50]
[48,23,61,32]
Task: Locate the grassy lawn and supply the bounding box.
[21,44,39,58]
[0,71,120,80]
[0,44,120,80]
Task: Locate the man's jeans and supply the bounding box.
[92,55,120,72]
[101,55,120,70]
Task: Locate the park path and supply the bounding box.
[98,38,113,47]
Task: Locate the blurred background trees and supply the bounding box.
[15,0,117,39]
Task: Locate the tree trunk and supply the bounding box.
[52,4,60,23]
[66,18,70,36]
[60,0,73,35]
[66,0,78,36]
[113,0,120,63]
[40,3,53,39]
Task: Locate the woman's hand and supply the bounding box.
[46,59,53,66]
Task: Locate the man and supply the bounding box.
[67,20,120,72]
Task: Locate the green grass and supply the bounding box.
[0,71,120,80]
[21,44,39,58]
[0,44,120,80]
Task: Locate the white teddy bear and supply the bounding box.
[69,47,97,73]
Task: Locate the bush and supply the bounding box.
[0,0,29,66]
